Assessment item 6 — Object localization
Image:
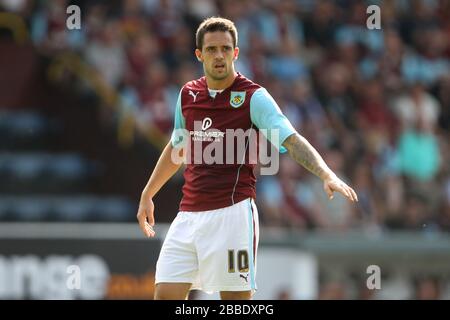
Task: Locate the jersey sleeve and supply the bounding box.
[170,89,186,148]
[250,87,296,153]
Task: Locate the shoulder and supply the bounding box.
[179,76,206,105]
[182,76,206,93]
[234,73,263,94]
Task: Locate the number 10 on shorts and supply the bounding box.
[228,249,249,273]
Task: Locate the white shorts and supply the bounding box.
[155,198,259,294]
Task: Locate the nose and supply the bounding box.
[214,49,226,60]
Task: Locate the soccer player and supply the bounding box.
[137,17,358,300]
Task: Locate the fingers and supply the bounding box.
[338,184,358,202]
[147,206,155,227]
[327,179,358,202]
[324,183,334,200]
[349,186,359,202]
[344,186,353,201]
[137,209,156,238]
[144,221,156,238]
[137,212,150,237]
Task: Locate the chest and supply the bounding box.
[182,90,252,132]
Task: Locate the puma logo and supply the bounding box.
[189,90,199,102]
[240,274,249,283]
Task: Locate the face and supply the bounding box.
[195,31,239,81]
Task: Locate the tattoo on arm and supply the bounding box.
[282,133,333,180]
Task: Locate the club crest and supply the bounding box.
[230,91,246,108]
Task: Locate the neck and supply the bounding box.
[206,70,238,90]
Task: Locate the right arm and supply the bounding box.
[137,142,184,237]
[137,89,186,237]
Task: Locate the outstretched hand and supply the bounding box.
[323,174,358,202]
[137,196,156,237]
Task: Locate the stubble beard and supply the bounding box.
[205,65,228,81]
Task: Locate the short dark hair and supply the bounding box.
[195,17,238,50]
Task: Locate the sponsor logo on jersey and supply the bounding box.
[189,90,199,102]
[190,117,225,142]
[201,117,212,130]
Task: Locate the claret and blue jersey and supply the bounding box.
[171,73,296,212]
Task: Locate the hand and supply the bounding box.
[323,174,358,202]
[137,195,156,238]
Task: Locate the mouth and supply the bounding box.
[214,63,225,71]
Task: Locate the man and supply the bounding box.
[137,17,358,300]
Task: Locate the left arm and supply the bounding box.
[282,133,358,202]
[249,88,358,202]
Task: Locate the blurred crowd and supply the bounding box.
[4,0,450,232]
[303,273,448,300]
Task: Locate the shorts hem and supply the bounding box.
[194,285,257,294]
[155,278,194,285]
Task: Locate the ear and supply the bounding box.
[195,48,203,62]
[233,47,240,61]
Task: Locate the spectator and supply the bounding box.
[412,276,442,300]
[396,119,441,182]
[84,20,128,87]
[318,280,348,300]
[19,0,449,232]
[391,82,441,133]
